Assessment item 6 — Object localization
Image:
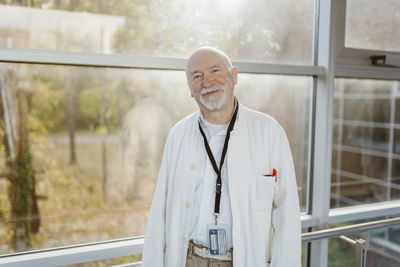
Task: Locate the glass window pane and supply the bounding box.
[0,64,196,254]
[340,151,388,179]
[341,126,390,152]
[346,0,400,52]
[341,99,391,123]
[368,225,400,267]
[0,0,314,64]
[395,99,400,124]
[393,130,400,154]
[391,159,400,200]
[328,229,400,267]
[331,79,400,208]
[334,79,393,124]
[328,237,356,266]
[0,63,310,254]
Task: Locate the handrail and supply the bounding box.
[302,217,400,243]
[0,236,145,259]
[111,218,400,267]
[1,217,399,266]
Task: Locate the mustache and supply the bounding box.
[199,87,225,96]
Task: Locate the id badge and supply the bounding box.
[208,224,228,255]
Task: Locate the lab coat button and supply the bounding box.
[190,164,197,170]
[182,236,187,243]
[185,201,191,208]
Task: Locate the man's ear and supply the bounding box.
[187,81,194,97]
[232,66,238,85]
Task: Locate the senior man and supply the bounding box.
[142,47,301,267]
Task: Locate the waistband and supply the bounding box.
[187,240,233,261]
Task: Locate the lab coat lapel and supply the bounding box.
[227,104,257,266]
[173,113,205,267]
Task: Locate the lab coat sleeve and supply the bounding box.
[270,127,301,267]
[141,135,172,267]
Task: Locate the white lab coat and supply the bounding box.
[142,103,301,267]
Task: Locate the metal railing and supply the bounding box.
[301,217,400,267]
[0,217,399,267]
[301,217,400,243]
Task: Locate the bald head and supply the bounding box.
[185,47,233,80]
[185,46,238,124]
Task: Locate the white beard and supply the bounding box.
[199,87,226,111]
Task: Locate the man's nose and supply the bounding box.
[201,73,214,88]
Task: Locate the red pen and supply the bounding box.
[264,168,278,182]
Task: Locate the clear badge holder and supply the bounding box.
[207,223,228,255]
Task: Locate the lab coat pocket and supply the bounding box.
[255,175,275,212]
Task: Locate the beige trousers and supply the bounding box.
[186,241,233,267]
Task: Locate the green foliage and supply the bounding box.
[12,136,33,251]
[76,85,102,130]
[28,69,66,133]
[75,70,137,133]
[328,238,355,267]
[23,65,142,134]
[113,2,159,54]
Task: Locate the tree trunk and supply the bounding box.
[1,69,40,251]
[66,72,77,164]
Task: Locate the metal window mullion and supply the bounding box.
[336,64,400,80]
[0,48,323,76]
[307,0,321,211]
[334,79,345,208]
[309,0,339,266]
[331,144,400,160]
[386,82,397,201]
[383,81,398,240]
[328,200,400,224]
[306,76,317,215]
[334,93,393,99]
[330,192,362,206]
[0,48,187,70]
[333,119,393,129]
[331,169,400,191]
[336,47,400,68]
[304,0,322,262]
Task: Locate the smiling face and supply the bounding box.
[186,48,238,117]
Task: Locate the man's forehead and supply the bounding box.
[186,50,230,73]
[189,63,224,74]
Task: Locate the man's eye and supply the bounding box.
[192,74,202,81]
[212,68,220,73]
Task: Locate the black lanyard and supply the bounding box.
[198,100,239,224]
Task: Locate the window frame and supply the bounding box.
[334,0,400,80]
[308,0,400,265]
[0,48,322,76]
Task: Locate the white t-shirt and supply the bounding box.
[189,116,233,249]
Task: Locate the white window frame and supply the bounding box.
[0,48,322,76]
[334,0,400,80]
